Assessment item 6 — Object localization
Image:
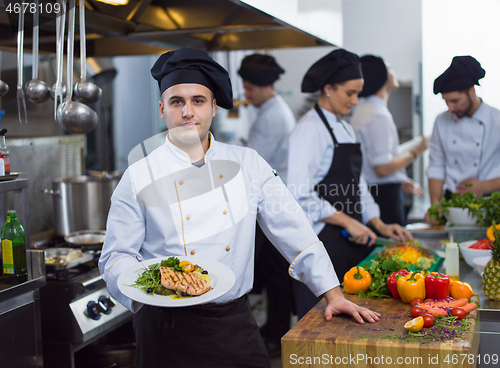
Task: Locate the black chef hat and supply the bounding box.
[238,54,285,86]
[433,56,485,95]
[358,55,388,97]
[151,47,233,109]
[301,49,363,93]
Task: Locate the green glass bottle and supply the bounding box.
[1,210,27,283]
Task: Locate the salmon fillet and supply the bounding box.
[159,266,211,296]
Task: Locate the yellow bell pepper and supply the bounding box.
[343,266,372,294]
[486,224,500,243]
[396,271,426,303]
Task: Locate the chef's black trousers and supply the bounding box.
[133,294,271,368]
[254,223,294,344]
[369,182,406,226]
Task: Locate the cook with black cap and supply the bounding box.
[287,49,413,318]
[425,55,500,224]
[238,54,296,358]
[99,47,381,368]
[351,55,428,225]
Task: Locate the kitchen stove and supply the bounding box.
[39,239,133,368]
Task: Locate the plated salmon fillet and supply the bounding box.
[159,266,211,296]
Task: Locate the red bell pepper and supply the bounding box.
[425,272,451,300]
[387,269,410,299]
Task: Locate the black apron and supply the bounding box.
[133,295,271,368]
[293,104,373,318]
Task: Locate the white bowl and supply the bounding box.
[473,256,491,276]
[447,207,481,226]
[458,240,491,267]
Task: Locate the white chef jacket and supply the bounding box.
[427,101,500,193]
[287,106,381,235]
[99,133,339,312]
[247,95,296,181]
[351,95,408,185]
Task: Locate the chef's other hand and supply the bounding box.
[424,210,441,225]
[368,217,413,242]
[323,287,381,324]
[456,178,486,196]
[413,136,429,156]
[401,178,423,197]
[344,218,377,246]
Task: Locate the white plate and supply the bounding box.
[118,256,235,307]
[406,222,448,237]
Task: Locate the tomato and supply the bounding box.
[452,307,467,320]
[424,299,434,303]
[469,239,493,250]
[421,314,434,328]
[420,310,433,317]
[411,306,423,318]
[411,298,424,307]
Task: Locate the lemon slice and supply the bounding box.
[179,260,194,273]
[404,316,424,332]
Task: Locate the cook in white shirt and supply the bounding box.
[426,56,500,224]
[351,55,427,225]
[99,47,380,368]
[287,49,412,318]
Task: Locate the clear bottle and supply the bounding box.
[0,153,4,176]
[0,129,10,175]
[1,210,27,283]
[445,237,460,281]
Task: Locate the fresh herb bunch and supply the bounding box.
[386,315,473,344]
[357,255,411,299]
[161,257,183,271]
[132,257,183,294]
[428,192,500,228]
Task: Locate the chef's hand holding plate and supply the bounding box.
[323,287,381,324]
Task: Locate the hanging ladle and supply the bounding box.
[50,1,66,117]
[0,79,8,98]
[56,0,98,134]
[73,0,101,105]
[25,0,50,103]
[16,8,28,124]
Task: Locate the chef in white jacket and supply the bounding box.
[425,56,500,225]
[99,47,380,368]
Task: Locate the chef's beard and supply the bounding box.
[456,91,475,118]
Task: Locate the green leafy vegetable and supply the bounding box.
[161,256,183,272]
[429,192,500,228]
[357,255,411,299]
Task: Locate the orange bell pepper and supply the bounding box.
[343,266,372,294]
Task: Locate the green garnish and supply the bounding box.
[357,255,412,299]
[383,316,473,344]
[161,256,183,272]
[131,256,183,295]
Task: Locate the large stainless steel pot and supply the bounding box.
[43,174,119,235]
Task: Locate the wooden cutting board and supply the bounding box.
[281,294,479,368]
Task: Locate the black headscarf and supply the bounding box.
[358,55,388,97]
[301,49,363,93]
[151,47,233,109]
[433,56,485,95]
[237,54,285,86]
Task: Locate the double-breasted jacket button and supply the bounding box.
[225,246,230,252]
[186,215,191,220]
[219,174,224,178]
[190,250,195,255]
[179,180,184,185]
[223,210,228,215]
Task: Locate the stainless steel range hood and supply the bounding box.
[0,0,338,56]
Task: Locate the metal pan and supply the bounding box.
[64,230,106,251]
[44,248,93,270]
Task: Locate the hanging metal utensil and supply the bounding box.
[25,0,50,103]
[50,2,66,120]
[73,0,101,105]
[56,0,98,134]
[16,9,28,124]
